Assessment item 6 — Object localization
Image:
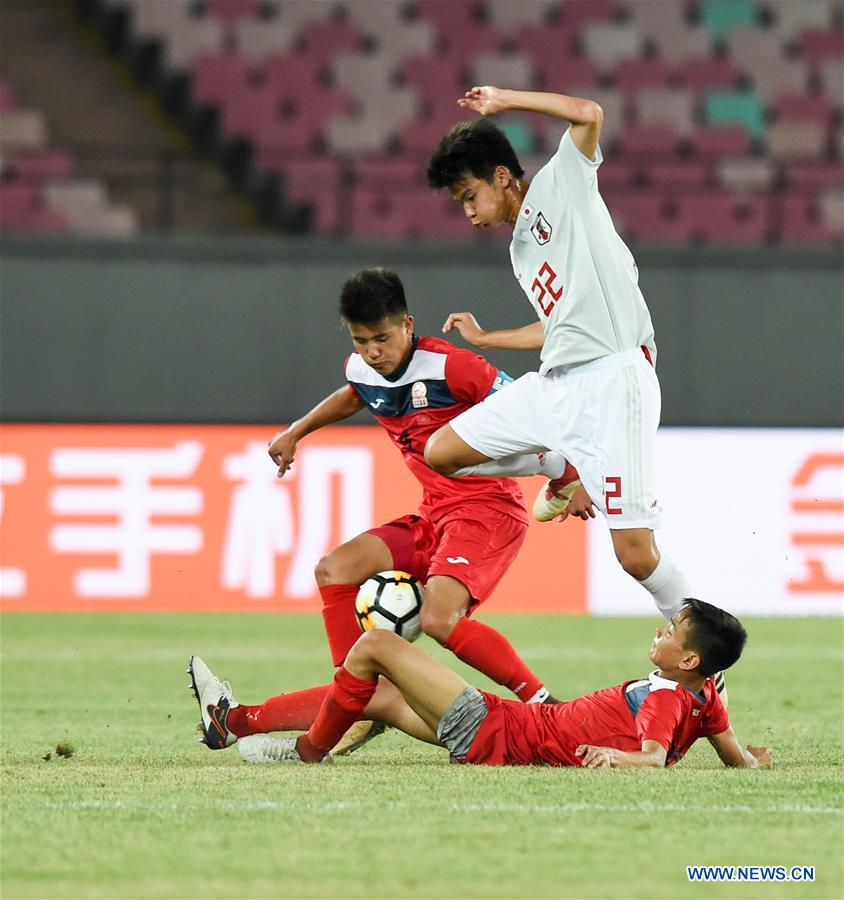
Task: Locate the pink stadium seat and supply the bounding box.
[799,29,844,73]
[399,107,467,155]
[675,193,769,244]
[0,183,38,215]
[601,192,680,243]
[297,19,363,66]
[647,161,711,190]
[679,57,743,93]
[516,24,581,83]
[205,0,260,26]
[536,54,599,92]
[416,0,504,57]
[355,157,424,189]
[9,151,75,185]
[773,94,837,136]
[596,160,640,190]
[560,0,617,30]
[0,80,16,111]
[350,185,476,240]
[787,161,844,189]
[778,190,838,242]
[614,59,674,95]
[262,56,324,102]
[691,125,752,159]
[221,86,317,152]
[192,54,252,106]
[615,125,682,158]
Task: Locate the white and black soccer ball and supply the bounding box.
[355,571,423,642]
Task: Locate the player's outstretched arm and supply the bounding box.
[268,386,365,477]
[458,86,603,160]
[443,312,544,351]
[708,727,773,769]
[576,740,667,769]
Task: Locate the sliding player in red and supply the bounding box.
[189,268,578,753]
[195,600,771,770]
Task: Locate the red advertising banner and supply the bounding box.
[0,425,586,614]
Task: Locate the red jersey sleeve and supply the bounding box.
[701,689,730,737]
[443,347,498,404]
[634,689,684,751]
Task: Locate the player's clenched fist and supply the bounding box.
[457,86,508,117]
[268,430,297,478]
[442,312,486,346]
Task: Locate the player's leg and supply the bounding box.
[315,531,394,666]
[609,527,691,622]
[551,351,695,623]
[424,372,560,476]
[293,630,470,762]
[423,510,555,703]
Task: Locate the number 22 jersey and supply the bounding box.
[510,127,657,373]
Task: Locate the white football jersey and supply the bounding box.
[509,128,656,373]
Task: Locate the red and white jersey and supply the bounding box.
[465,671,729,767]
[345,336,527,523]
[510,127,657,373]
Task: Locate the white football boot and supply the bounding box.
[237,734,332,765]
[188,655,239,749]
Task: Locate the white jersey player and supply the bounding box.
[424,87,720,694]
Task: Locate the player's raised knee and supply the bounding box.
[420,605,461,644]
[314,553,339,586]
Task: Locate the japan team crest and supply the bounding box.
[530,211,552,245]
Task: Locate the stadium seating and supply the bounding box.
[12,1,844,244]
[0,78,137,236]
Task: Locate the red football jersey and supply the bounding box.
[346,336,527,522]
[464,672,730,767]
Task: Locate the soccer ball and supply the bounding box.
[355,571,423,642]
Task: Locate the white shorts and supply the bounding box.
[451,349,664,530]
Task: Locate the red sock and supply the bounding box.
[296,666,378,762]
[445,616,544,701]
[226,685,329,737]
[320,584,363,666]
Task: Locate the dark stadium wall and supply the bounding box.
[1,236,842,427]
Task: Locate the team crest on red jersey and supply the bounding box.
[530,211,552,245]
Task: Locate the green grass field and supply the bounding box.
[1,613,842,899]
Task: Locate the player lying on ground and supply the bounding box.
[210,269,572,753]
[423,88,723,691]
[190,600,771,769]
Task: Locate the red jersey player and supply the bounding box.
[189,269,569,755]
[216,599,771,770]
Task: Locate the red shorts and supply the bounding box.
[368,504,527,609]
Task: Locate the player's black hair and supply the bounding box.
[682,599,747,677]
[339,268,408,326]
[427,119,525,190]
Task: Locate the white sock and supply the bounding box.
[454,449,567,479]
[639,554,693,622]
[526,686,550,704]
